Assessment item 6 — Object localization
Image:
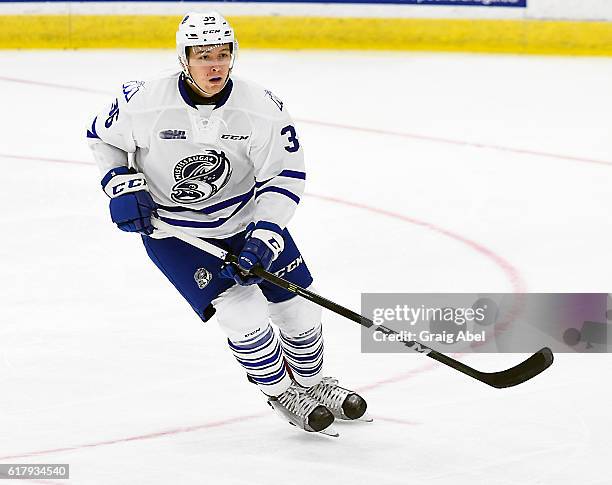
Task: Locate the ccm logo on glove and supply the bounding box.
[103,172,148,198]
[101,167,157,236]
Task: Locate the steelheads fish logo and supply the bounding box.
[171,151,232,204]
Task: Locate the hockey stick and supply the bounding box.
[151,218,554,389]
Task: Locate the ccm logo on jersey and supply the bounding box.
[221,134,249,141]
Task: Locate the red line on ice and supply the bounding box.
[0,414,266,461]
[0,153,521,460]
[306,192,526,293]
[0,76,106,94]
[0,75,609,167]
[297,118,612,168]
[0,154,526,292]
[0,153,92,167]
[0,116,528,460]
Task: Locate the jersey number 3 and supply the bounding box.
[281,125,300,153]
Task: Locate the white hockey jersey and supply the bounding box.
[87,72,305,239]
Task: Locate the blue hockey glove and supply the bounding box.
[101,166,157,235]
[220,221,285,286]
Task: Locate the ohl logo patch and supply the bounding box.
[171,151,232,204]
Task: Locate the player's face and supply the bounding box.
[187,44,232,96]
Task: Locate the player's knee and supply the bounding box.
[213,284,270,341]
[269,288,322,337]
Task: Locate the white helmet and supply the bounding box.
[176,12,238,92]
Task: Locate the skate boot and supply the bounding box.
[306,377,371,422]
[268,382,338,437]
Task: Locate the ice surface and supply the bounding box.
[1,50,611,484]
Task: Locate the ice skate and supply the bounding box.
[268,382,339,437]
[306,377,372,422]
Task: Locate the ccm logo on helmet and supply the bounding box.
[202,29,221,34]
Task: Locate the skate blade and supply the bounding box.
[318,424,340,437]
[336,412,373,422]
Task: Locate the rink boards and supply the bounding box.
[1,0,611,54]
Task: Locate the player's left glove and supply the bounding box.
[220,221,285,286]
[101,166,158,235]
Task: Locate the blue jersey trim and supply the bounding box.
[158,186,254,215]
[253,220,284,236]
[178,74,196,108]
[255,186,301,205]
[159,216,232,229]
[213,79,233,110]
[159,189,252,228]
[100,165,130,188]
[86,117,100,139]
[278,169,306,180]
[255,178,271,188]
[255,170,306,189]
[178,74,233,110]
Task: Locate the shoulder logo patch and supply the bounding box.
[264,90,283,111]
[122,81,145,103]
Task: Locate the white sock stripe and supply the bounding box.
[279,328,322,347]
[231,339,278,361]
[228,325,274,353]
[284,351,323,368]
[288,359,324,377]
[228,327,288,389]
[279,326,324,383]
[283,341,324,362]
[234,344,284,371]
[247,365,288,386]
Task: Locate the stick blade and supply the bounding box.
[480,347,554,389]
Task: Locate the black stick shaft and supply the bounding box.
[152,217,552,388]
[241,256,553,389]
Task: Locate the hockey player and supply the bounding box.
[86,12,368,436]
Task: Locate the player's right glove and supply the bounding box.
[101,167,157,235]
[220,221,285,285]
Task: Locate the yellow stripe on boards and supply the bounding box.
[0,15,611,56]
